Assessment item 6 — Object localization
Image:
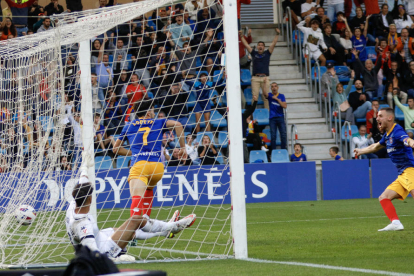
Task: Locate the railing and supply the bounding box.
[343,121,352,159]
[276,0,284,40]
[284,108,289,151]
[304,43,312,93]
[325,79,332,132]
[290,124,298,155]
[333,101,342,151]
[295,28,302,73]
[286,7,292,55]
[314,61,323,115]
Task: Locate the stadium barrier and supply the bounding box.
[371,159,399,198]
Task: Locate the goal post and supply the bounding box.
[0,0,248,267]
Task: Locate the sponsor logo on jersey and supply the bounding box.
[81,226,87,234]
[387,147,396,153]
[389,137,393,144]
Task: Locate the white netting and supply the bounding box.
[0,0,235,267]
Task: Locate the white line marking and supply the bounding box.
[243,258,414,276]
[246,215,413,225]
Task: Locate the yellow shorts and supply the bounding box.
[128,161,165,188]
[387,167,414,200]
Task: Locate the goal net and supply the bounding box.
[0,0,246,268]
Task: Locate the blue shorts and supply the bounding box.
[194,101,211,113]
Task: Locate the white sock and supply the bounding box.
[392,220,401,225]
[141,219,174,233]
[134,229,166,240]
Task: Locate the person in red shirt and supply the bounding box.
[125,74,147,105]
[366,100,379,134]
[239,28,252,67]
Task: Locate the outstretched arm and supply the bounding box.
[166,120,185,148]
[268,28,280,54]
[97,33,108,64]
[354,142,384,156]
[363,15,371,38]
[343,16,352,35]
[239,30,253,53]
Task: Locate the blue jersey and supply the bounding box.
[268,92,285,119]
[118,118,167,164]
[290,153,307,162]
[379,123,414,174]
[335,155,342,160]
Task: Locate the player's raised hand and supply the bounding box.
[81,151,94,169]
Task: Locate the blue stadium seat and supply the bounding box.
[356,117,366,123]
[217,32,224,42]
[187,113,204,130]
[366,46,377,62]
[210,110,227,128]
[212,70,223,82]
[218,131,228,148]
[271,149,290,163]
[249,150,268,163]
[343,85,356,93]
[116,156,131,169]
[39,116,54,134]
[195,131,214,144]
[244,88,264,105]
[341,124,358,142]
[335,66,350,82]
[216,152,225,164]
[196,56,202,68]
[395,104,407,121]
[240,69,252,86]
[253,109,269,126]
[95,156,113,170]
[146,92,154,99]
[292,30,304,44]
[311,66,327,81]
[379,104,389,109]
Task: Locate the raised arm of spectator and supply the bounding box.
[374,51,383,73]
[108,33,116,50]
[351,48,364,69]
[343,71,355,97]
[239,30,252,53]
[243,95,258,119]
[97,34,108,64]
[342,16,352,36]
[363,15,371,38]
[268,28,280,54]
[4,0,35,8]
[393,88,407,111]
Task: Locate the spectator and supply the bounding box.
[59,156,71,171]
[169,148,193,166]
[375,38,391,85]
[349,79,372,120]
[99,0,117,8]
[298,18,327,67]
[393,4,414,34]
[65,0,82,12]
[350,7,375,45]
[91,39,102,74]
[245,113,268,151]
[322,62,339,97]
[329,146,344,160]
[67,111,82,169]
[290,143,307,162]
[344,15,371,66]
[235,0,251,30]
[282,0,302,29]
[326,0,344,22]
[352,125,377,159]
[108,34,131,71]
[148,46,171,77]
[162,83,190,130]
[366,99,379,134]
[28,1,44,31]
[239,28,252,68]
[388,24,399,54]
[393,90,414,138]
[104,88,124,134]
[385,71,407,109]
[374,4,394,39]
[124,73,147,106]
[183,10,196,31]
[404,61,414,97]
[96,34,113,89]
[240,28,280,109]
[242,96,257,163]
[364,0,380,16]
[166,13,193,48]
[323,23,346,66]
[198,135,219,165]
[160,133,171,163]
[191,73,215,132]
[396,28,414,65]
[130,35,151,88]
[4,0,35,36]
[44,0,64,16]
[185,0,203,21]
[91,73,105,115]
[352,48,383,100]
[344,0,363,19]
[301,0,319,19]
[163,129,176,149]
[332,12,347,37]
[312,7,330,29]
[0,17,17,40]
[36,17,53,33]
[185,133,200,165]
[340,28,353,61]
[263,82,287,150]
[94,113,116,153]
[332,71,356,124]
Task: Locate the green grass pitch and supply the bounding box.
[118,199,414,276]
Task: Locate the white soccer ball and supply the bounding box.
[15,205,36,225]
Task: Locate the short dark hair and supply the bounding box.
[294,143,302,149]
[316,7,324,12]
[408,97,414,102]
[358,124,367,129]
[380,107,394,116]
[310,19,319,25]
[323,23,332,30]
[379,38,387,44]
[72,183,94,207]
[372,99,379,104]
[381,4,388,9]
[91,72,97,76]
[134,100,153,118]
[257,41,265,46]
[330,146,339,154]
[95,113,101,118]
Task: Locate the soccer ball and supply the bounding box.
[15,205,36,225]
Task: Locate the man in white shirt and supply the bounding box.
[301,0,319,19]
[352,125,377,159]
[66,152,197,262]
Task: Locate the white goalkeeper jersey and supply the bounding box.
[65,200,100,252]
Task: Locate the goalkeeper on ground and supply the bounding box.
[65,152,196,262]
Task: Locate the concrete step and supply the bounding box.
[288,123,329,133]
[287,103,319,112]
[284,90,312,98]
[271,72,303,80]
[289,138,336,145]
[286,97,315,103]
[269,65,300,74]
[288,131,333,140]
[287,111,322,119]
[270,52,295,61]
[305,152,336,161]
[302,143,337,153]
[272,79,306,85]
[270,60,297,66]
[288,117,326,124]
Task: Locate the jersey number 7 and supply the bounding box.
[138,127,151,145]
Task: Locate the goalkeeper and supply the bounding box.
[113,100,186,217]
[66,152,196,262]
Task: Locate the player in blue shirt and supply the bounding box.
[355,108,414,231]
[290,143,307,162]
[113,101,186,218]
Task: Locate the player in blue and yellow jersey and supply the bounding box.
[113,101,185,218]
[355,107,414,231]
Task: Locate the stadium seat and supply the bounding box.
[146,92,154,99]
[196,56,202,68]
[311,66,327,81]
[341,124,358,142]
[395,104,407,121]
[116,156,131,169]
[218,131,228,148]
[187,113,204,130]
[244,88,264,105]
[343,85,356,93]
[271,149,290,163]
[366,46,377,62]
[356,117,366,123]
[39,116,54,134]
[216,152,225,164]
[210,110,227,128]
[379,104,389,109]
[335,66,350,82]
[95,156,113,170]
[249,150,268,163]
[240,69,252,86]
[253,109,269,126]
[213,70,224,82]
[195,131,214,145]
[292,30,304,44]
